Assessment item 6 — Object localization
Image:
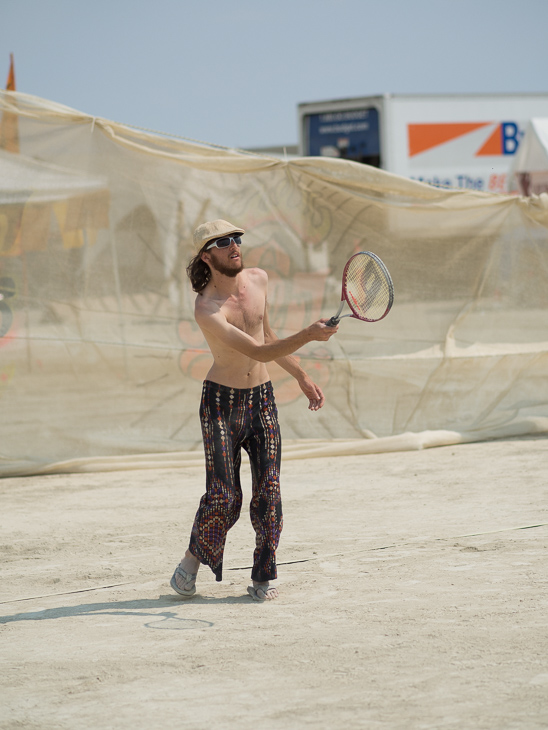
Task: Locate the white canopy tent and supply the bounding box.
[510,118,548,195]
[0,148,107,205]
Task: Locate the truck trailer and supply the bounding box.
[298,93,548,193]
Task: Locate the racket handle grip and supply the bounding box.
[326,316,340,327]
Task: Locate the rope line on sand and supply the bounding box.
[2,523,546,603]
[0,582,136,606]
[226,521,548,572]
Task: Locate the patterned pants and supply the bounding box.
[189,380,283,582]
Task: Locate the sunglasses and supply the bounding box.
[206,234,243,250]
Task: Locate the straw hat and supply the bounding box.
[193,219,245,253]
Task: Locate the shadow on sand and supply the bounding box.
[0,592,253,628]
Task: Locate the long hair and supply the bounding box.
[186,252,211,293]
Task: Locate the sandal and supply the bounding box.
[170,564,197,598]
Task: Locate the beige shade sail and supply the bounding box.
[1,90,548,476]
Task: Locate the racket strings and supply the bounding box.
[344,256,393,321]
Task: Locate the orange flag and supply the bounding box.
[0,53,20,152]
[6,52,16,90]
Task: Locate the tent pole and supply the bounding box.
[105,227,129,378]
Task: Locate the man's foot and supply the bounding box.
[170,551,200,598]
[247,582,279,602]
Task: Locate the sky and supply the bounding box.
[1,0,548,150]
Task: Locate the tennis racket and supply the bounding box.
[327,251,394,326]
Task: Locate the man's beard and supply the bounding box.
[209,253,244,278]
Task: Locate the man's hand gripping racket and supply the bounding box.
[327,251,394,326]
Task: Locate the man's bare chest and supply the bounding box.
[221,288,265,335]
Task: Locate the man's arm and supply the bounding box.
[195,299,337,364]
[263,306,327,411]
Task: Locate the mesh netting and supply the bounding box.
[1,90,548,476]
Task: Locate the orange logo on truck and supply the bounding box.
[408,122,521,157]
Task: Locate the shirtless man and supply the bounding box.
[170,219,338,601]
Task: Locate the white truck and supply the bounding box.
[298,93,548,193]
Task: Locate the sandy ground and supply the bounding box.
[1,436,548,730]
